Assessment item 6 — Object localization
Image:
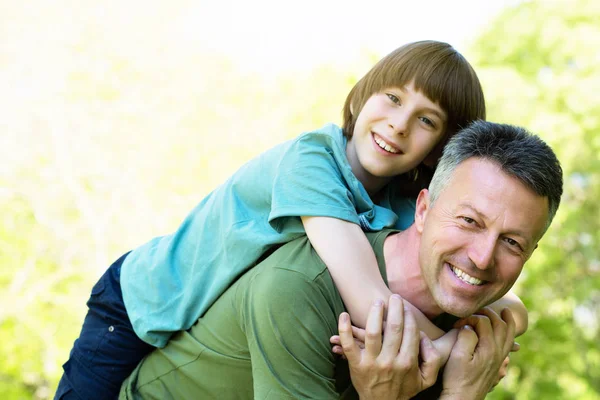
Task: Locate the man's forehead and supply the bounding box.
[442,158,549,240]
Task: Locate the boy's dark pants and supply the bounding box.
[55,252,155,399]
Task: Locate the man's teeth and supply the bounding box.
[451,266,484,286]
[374,136,399,154]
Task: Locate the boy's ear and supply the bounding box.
[414,189,430,233]
[422,151,439,167]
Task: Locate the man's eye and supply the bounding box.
[462,216,476,224]
[386,93,400,105]
[504,237,521,248]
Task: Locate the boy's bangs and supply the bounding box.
[378,51,484,135]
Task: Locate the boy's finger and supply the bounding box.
[455,315,493,348]
[449,325,478,361]
[330,335,341,345]
[352,326,366,342]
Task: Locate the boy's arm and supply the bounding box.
[302,216,446,342]
[486,291,528,336]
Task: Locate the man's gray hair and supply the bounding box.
[428,120,563,230]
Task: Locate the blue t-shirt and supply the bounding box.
[120,124,416,347]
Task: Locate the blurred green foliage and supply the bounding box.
[1,0,598,399]
[473,0,600,399]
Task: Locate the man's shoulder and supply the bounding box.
[253,230,394,287]
[253,236,331,284]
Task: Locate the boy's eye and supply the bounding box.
[419,116,435,127]
[386,93,401,105]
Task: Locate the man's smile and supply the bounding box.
[449,264,485,286]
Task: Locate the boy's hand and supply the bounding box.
[430,328,459,365]
[330,326,366,359]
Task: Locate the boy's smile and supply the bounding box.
[346,81,447,194]
[373,133,402,154]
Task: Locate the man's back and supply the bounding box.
[120,232,392,399]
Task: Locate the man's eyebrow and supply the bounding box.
[458,203,486,219]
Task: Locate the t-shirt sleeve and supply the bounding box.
[243,267,346,399]
[268,133,360,232]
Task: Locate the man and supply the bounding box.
[119,121,563,399]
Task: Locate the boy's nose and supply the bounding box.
[389,111,409,137]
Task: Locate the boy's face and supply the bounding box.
[346,81,446,190]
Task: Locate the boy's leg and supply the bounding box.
[55,252,155,399]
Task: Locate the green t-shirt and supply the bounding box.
[120,230,457,399]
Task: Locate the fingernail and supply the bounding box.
[341,313,349,323]
[463,325,474,331]
[374,299,383,307]
[391,294,402,300]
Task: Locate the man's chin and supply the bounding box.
[437,300,482,318]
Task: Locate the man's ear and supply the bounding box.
[526,243,540,260]
[414,189,430,233]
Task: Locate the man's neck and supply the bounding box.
[383,226,443,319]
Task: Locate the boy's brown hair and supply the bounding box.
[342,40,486,196]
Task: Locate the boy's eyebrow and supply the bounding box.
[423,107,446,121]
[395,85,447,121]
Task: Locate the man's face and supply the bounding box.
[414,158,549,317]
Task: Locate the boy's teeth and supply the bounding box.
[451,266,483,286]
[374,136,399,153]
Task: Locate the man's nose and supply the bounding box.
[468,234,497,270]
